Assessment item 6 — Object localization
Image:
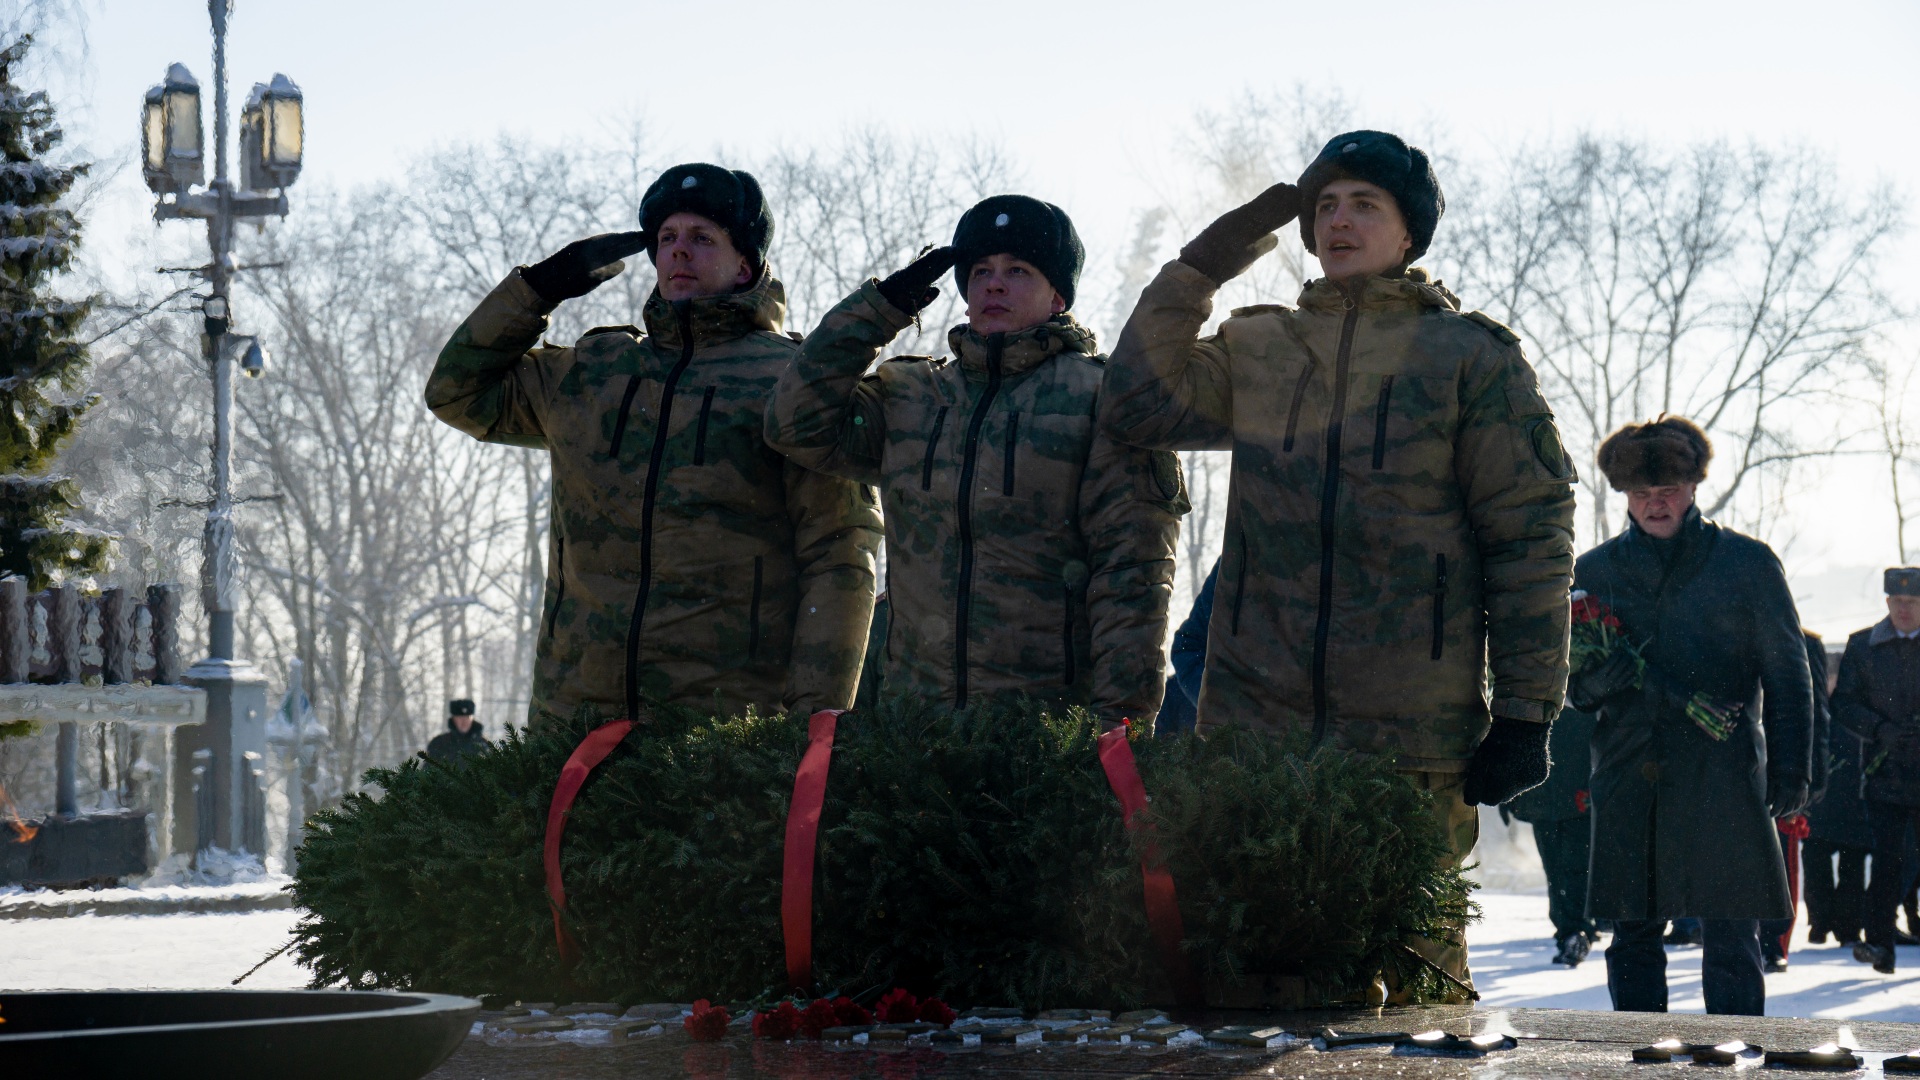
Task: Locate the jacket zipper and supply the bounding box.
[1430,553,1448,661]
[1061,583,1077,686]
[609,373,644,456]
[1231,526,1248,634]
[1282,358,1317,452]
[952,336,1005,708]
[1003,412,1020,496]
[1371,375,1395,470]
[692,385,717,465]
[921,406,949,491]
[545,536,566,636]
[1311,296,1361,742]
[748,555,763,661]
[625,303,697,721]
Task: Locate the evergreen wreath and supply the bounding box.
[291,697,1473,1009]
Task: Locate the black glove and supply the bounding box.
[876,246,959,315]
[1767,773,1810,819]
[1177,182,1301,285]
[1462,718,1553,807]
[520,231,650,305]
[1566,650,1640,713]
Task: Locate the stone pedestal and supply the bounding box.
[175,657,270,856]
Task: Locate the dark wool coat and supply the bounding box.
[426,719,489,762]
[1831,620,1920,808]
[1574,508,1813,921]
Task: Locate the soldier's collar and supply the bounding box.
[1297,267,1461,315]
[948,314,1097,378]
[643,271,787,348]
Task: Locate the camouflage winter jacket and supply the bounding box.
[766,281,1187,722]
[426,269,882,727]
[1101,261,1576,769]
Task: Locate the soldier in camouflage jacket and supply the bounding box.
[766,196,1187,723]
[1101,133,1576,996]
[426,164,881,728]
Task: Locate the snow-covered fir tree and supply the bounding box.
[0,34,108,589]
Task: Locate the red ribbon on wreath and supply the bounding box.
[1097,723,1201,1006]
[543,718,634,966]
[781,709,841,991]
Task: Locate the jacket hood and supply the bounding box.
[947,314,1098,380]
[1297,266,1460,315]
[643,270,786,349]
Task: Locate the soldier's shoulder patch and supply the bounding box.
[1460,310,1521,346]
[1227,303,1292,320]
[578,324,642,341]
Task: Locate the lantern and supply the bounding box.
[242,73,302,192]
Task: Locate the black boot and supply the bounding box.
[1854,942,1897,974]
[1552,932,1590,967]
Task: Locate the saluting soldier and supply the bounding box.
[766,196,1186,725]
[1099,131,1579,998]
[427,164,883,729]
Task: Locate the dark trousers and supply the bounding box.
[1607,918,1764,1015]
[1532,816,1594,938]
[1867,802,1920,952]
[1803,838,1867,942]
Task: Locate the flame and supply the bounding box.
[0,780,37,843]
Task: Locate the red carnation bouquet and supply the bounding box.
[1570,590,1740,741]
[684,999,732,1041]
[753,989,956,1040]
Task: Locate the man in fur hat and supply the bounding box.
[1097,130,1577,998]
[1570,414,1813,1015]
[1832,566,1920,973]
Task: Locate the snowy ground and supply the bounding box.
[7,892,1920,1019]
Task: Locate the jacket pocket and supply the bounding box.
[1003,412,1020,496]
[921,406,949,491]
[545,536,566,636]
[1371,375,1396,470]
[1282,358,1316,453]
[1430,552,1448,661]
[748,556,764,661]
[608,373,644,456]
[692,386,717,465]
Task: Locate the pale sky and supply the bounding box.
[22,0,1920,638]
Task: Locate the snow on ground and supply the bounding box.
[8,893,1920,1020]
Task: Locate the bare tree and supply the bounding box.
[1446,137,1901,545]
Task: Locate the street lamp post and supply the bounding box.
[144,0,304,860]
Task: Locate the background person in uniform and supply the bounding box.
[1758,629,1832,973]
[767,196,1187,725]
[1153,557,1217,736]
[426,698,489,762]
[1569,415,1813,1016]
[1834,567,1920,973]
[1805,634,1870,949]
[1505,706,1598,966]
[427,164,882,729]
[1098,130,1578,999]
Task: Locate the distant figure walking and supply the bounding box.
[427,698,489,763]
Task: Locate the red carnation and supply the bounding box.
[875,988,919,1023]
[799,998,840,1039]
[916,997,956,1026]
[684,999,732,1042]
[831,996,872,1026]
[752,1001,803,1040]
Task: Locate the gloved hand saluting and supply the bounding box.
[1462,718,1552,807]
[877,246,959,315]
[1178,182,1301,285]
[521,231,650,305]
